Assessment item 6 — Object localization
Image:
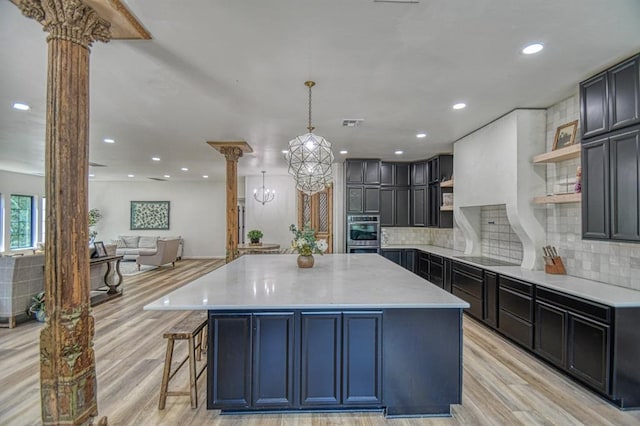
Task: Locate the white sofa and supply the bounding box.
[113,235,184,261]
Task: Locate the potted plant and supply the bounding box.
[88,208,103,244]
[28,291,46,322]
[247,229,263,246]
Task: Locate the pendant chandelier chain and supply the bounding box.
[305,80,315,132]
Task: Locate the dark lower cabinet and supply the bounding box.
[253,313,295,408]
[451,262,484,319]
[535,300,566,368]
[443,258,452,293]
[210,310,384,412]
[484,271,498,328]
[209,314,252,408]
[534,288,612,396]
[301,313,342,406]
[429,254,444,288]
[497,276,534,349]
[380,249,416,274]
[342,313,383,405]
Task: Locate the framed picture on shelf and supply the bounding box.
[130,201,170,230]
[94,241,107,258]
[552,120,579,150]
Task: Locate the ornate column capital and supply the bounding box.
[219,146,244,162]
[16,0,112,48]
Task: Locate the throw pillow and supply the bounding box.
[112,239,126,249]
[120,235,140,248]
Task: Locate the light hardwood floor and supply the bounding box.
[1,259,639,425]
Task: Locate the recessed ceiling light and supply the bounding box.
[152,157,161,161]
[103,138,115,143]
[12,103,30,111]
[181,167,189,171]
[416,133,427,138]
[452,103,466,110]
[522,43,544,55]
[339,150,348,154]
[395,150,403,155]
[202,175,209,178]
[127,174,135,178]
[164,174,171,178]
[282,150,289,154]
[88,174,95,177]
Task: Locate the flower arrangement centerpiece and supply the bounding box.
[289,224,328,268]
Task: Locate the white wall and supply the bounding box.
[89,180,227,258]
[244,174,297,249]
[0,170,45,253]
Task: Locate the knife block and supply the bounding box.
[544,256,566,275]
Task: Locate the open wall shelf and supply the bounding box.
[533,144,581,163]
[533,193,581,204]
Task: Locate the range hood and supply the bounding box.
[453,109,547,270]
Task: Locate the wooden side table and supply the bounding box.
[237,243,281,254]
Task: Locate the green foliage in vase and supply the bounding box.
[289,224,328,256]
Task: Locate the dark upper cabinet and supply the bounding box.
[380,163,394,186]
[395,188,411,227]
[346,160,381,185]
[609,55,640,132]
[610,127,640,241]
[347,187,364,214]
[380,189,394,227]
[582,124,640,242]
[582,137,610,240]
[581,53,640,138]
[427,185,439,227]
[347,186,380,214]
[411,161,428,186]
[581,72,609,139]
[381,162,409,186]
[364,187,380,213]
[411,186,427,227]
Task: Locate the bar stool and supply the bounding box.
[158,312,208,409]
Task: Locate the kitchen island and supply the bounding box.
[144,254,469,417]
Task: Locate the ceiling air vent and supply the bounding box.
[342,119,364,127]
[148,177,168,182]
[89,161,107,167]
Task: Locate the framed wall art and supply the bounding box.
[552,120,579,150]
[130,201,170,230]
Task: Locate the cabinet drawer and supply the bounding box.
[429,254,444,265]
[536,287,611,324]
[452,270,483,299]
[452,287,483,319]
[452,261,483,279]
[499,309,534,349]
[499,276,533,296]
[499,287,533,322]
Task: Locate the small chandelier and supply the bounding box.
[253,171,275,205]
[286,81,334,195]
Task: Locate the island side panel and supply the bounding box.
[383,308,463,416]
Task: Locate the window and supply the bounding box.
[10,194,34,249]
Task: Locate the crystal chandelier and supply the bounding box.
[286,81,334,195]
[253,171,275,205]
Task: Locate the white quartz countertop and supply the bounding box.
[382,244,640,307]
[144,254,470,311]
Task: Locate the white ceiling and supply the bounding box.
[2,0,640,182]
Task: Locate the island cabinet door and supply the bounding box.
[252,313,295,408]
[208,314,252,409]
[300,312,342,406]
[342,312,383,405]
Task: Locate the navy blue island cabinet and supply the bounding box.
[207,308,463,417]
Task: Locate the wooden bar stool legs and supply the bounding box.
[158,313,207,409]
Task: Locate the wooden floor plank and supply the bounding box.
[1,258,640,425]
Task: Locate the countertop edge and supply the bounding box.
[381,244,640,308]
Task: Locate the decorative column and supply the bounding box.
[15,1,111,425]
[207,141,253,263]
